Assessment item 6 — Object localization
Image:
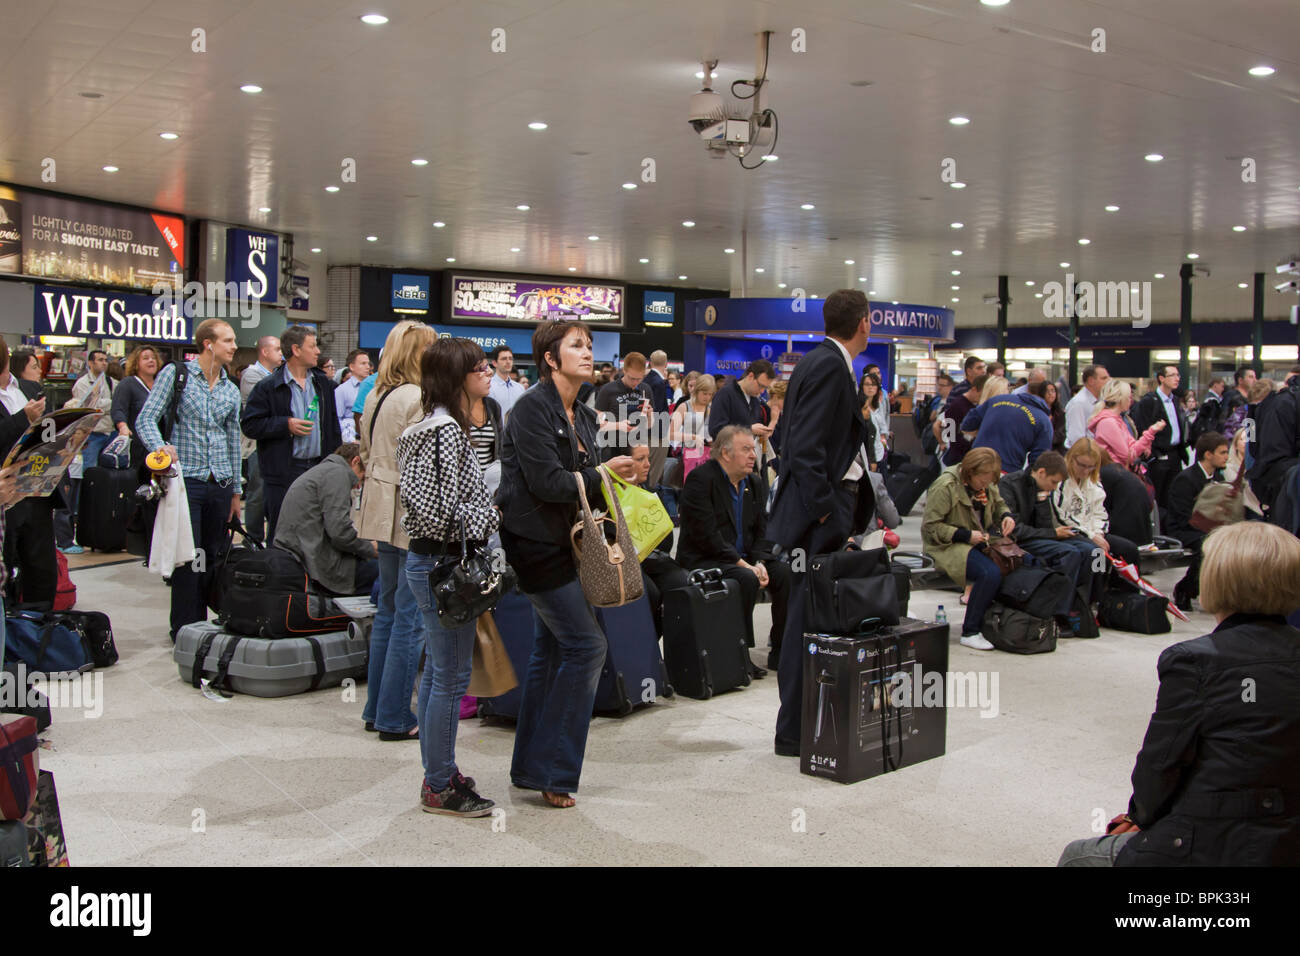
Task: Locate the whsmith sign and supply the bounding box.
[35,285,191,343]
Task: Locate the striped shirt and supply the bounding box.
[469,418,496,468]
[136,360,243,493]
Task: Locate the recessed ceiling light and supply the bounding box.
[951,270,961,276]
[360,14,389,25]
[101,165,118,172]
[622,183,636,190]
[1144,153,1164,162]
[951,297,960,303]
[949,116,971,125]
[568,266,577,271]
[951,285,960,290]
[159,132,178,140]
[678,275,687,280]
[682,220,695,227]
[325,185,340,192]
[1187,253,1199,259]
[891,300,899,305]
[980,0,1010,6]
[951,250,963,256]
[1249,65,1276,77]
[1059,262,1070,268]
[366,235,378,242]
[693,71,719,79]
[516,204,530,211]
[446,257,456,262]
[1239,282,1249,288]
[800,203,815,210]
[1232,225,1246,232]
[1154,273,1165,279]
[1025,280,1034,286]
[950,222,964,229]
[844,259,855,265]
[258,206,271,213]
[858,277,866,282]
[761,154,778,162]
[778,282,788,289]
[1077,238,1091,245]
[869,290,877,295]
[310,247,321,253]
[638,257,649,263]
[240,84,262,94]
[411,158,428,166]
[755,267,765,273]
[432,221,445,228]
[1104,204,1119,212]
[587,235,599,241]
[724,248,735,254]
[1035,293,1043,299]
[528,121,548,130]
[950,182,967,189]
[510,247,520,252]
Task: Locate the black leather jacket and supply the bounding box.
[998,470,1057,542]
[1116,613,1300,866]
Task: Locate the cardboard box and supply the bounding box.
[800,618,949,784]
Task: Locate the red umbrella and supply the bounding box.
[1107,553,1190,623]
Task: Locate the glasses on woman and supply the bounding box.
[473,363,492,374]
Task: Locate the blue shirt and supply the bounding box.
[288,370,322,460]
[730,479,745,558]
[136,360,243,492]
[1159,389,1181,445]
[488,374,525,420]
[353,372,378,415]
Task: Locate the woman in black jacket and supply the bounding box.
[111,346,160,468]
[1059,520,1300,865]
[497,320,637,808]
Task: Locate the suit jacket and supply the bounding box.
[643,369,670,415]
[1133,389,1189,458]
[241,364,342,484]
[675,458,771,569]
[1165,462,1219,546]
[767,338,870,553]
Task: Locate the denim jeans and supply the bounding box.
[243,451,266,543]
[361,543,421,733]
[406,551,477,788]
[962,549,1002,636]
[1057,831,1135,866]
[510,578,607,794]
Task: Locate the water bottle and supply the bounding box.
[935,605,947,624]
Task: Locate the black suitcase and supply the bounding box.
[476,586,539,720]
[593,595,673,715]
[886,462,937,516]
[1098,588,1171,634]
[76,466,136,551]
[662,569,752,700]
[214,537,349,639]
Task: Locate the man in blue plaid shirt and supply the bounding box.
[136,319,243,640]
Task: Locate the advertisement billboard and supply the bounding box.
[449,274,623,328]
[34,284,191,344]
[392,273,430,312]
[0,185,183,290]
[225,228,279,303]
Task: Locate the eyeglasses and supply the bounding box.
[473,363,492,374]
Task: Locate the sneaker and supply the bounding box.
[959,633,995,651]
[421,778,494,817]
[59,544,85,555]
[453,771,477,791]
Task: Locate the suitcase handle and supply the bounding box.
[687,568,728,598]
[233,571,268,587]
[890,550,933,571]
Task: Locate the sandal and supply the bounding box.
[364,721,376,733]
[542,791,576,808]
[378,727,419,741]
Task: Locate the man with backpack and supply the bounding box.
[1248,369,1300,516]
[136,319,244,640]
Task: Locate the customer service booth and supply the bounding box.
[683,297,957,460]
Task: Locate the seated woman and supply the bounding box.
[1052,438,1140,577]
[1097,449,1155,547]
[1088,379,1164,468]
[1058,520,1300,865]
[921,448,1016,651]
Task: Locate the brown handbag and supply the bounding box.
[467,611,518,698]
[986,537,1027,576]
[571,466,645,607]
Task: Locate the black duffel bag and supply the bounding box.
[998,565,1072,620]
[807,547,900,632]
[981,603,1060,654]
[1098,588,1171,634]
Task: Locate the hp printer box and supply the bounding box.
[800,618,949,784]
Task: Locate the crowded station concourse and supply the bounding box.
[0,2,1296,909]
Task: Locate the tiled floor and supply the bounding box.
[41,522,1207,866]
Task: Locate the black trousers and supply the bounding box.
[4,498,58,606]
[1175,535,1204,599]
[641,549,689,637]
[169,477,233,638]
[263,456,319,545]
[1146,455,1184,522]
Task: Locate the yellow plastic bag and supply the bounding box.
[600,469,674,562]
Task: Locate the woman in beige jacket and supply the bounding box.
[358,321,435,740]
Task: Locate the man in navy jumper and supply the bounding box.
[960,379,1053,474]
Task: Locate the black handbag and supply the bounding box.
[429,518,517,628]
[806,547,900,633]
[998,565,1072,620]
[1098,588,1171,634]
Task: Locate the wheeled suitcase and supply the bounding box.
[475,587,538,720]
[593,594,673,715]
[0,819,29,867]
[662,569,752,700]
[76,466,136,552]
[886,462,937,516]
[173,621,367,698]
[214,543,350,639]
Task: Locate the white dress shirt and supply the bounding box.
[826,337,869,482]
[0,373,28,416]
[1064,387,1096,449]
[488,373,525,420]
[1159,388,1181,445]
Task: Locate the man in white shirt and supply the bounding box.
[240,334,281,542]
[487,346,525,420]
[1064,364,1109,449]
[333,349,372,443]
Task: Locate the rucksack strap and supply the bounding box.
[190,630,218,688]
[304,636,326,691]
[163,364,188,441]
[212,635,242,694]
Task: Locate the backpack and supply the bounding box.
[981,603,1059,654]
[160,363,189,443]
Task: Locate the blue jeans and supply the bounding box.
[406,551,477,788]
[361,543,421,733]
[962,549,1002,636]
[1057,831,1135,866]
[510,578,607,794]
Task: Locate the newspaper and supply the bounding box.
[2,407,104,497]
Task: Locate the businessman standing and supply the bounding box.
[768,289,873,757]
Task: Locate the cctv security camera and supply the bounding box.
[1276,259,1299,275]
[1275,279,1299,293]
[1192,265,1211,278]
[689,89,725,133]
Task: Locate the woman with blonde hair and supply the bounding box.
[669,372,715,484]
[1059,520,1300,865]
[979,375,1009,405]
[1052,437,1141,571]
[357,320,436,741]
[1088,379,1164,467]
[922,447,1016,650]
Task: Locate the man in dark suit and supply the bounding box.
[1132,365,1190,515]
[677,426,790,676]
[241,325,341,544]
[707,359,776,445]
[768,289,874,757]
[1165,431,1228,612]
[0,339,62,606]
[641,350,672,488]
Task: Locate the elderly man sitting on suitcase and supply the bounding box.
[675,425,791,676]
[273,442,378,596]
